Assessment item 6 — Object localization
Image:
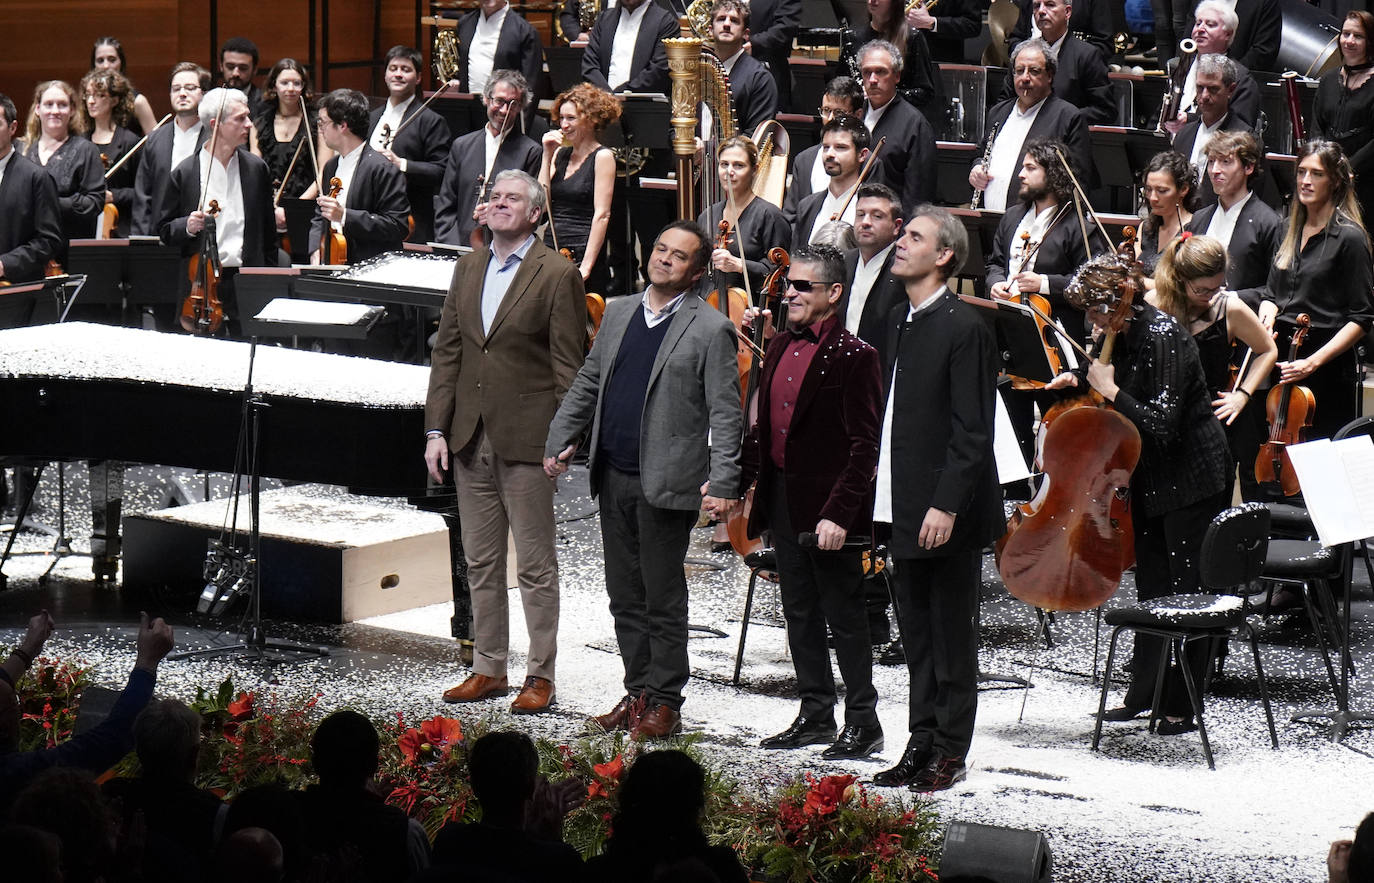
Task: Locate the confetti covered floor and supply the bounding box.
[2,463,1372,882]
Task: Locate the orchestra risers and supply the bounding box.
[122,489,453,624]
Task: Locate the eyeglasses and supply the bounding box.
[787,278,819,292]
[487,96,519,109]
[1187,281,1224,299]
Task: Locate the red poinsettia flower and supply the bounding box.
[803,774,857,818]
[228,691,255,720]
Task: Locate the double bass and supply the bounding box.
[1254,314,1314,496]
[997,232,1144,612]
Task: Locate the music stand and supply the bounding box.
[616,93,673,289]
[958,294,1066,385]
[546,46,586,94]
[1089,126,1171,214]
[243,297,383,341]
[279,199,316,264]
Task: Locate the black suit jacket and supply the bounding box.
[1186,194,1283,308]
[867,98,936,216]
[1213,0,1281,73]
[792,189,831,249]
[924,0,982,63]
[309,146,410,264]
[159,147,277,268]
[434,128,542,245]
[728,52,779,133]
[841,247,906,347]
[1000,35,1114,124]
[558,0,674,42]
[782,143,819,225]
[745,0,801,107]
[133,121,209,236]
[0,150,63,283]
[878,291,1003,559]
[454,7,544,94]
[975,96,1093,210]
[581,3,680,94]
[1168,57,1261,129]
[1172,112,1252,205]
[368,102,451,243]
[986,201,1111,318]
[1011,0,1117,51]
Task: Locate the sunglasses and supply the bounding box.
[787,278,819,292]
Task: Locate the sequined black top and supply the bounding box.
[1109,303,1233,518]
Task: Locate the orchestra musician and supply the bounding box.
[558,0,674,45]
[1185,131,1282,305]
[580,0,679,95]
[845,0,944,116]
[90,37,159,135]
[710,0,779,134]
[427,169,587,717]
[309,88,410,266]
[741,0,802,112]
[793,114,868,247]
[1136,151,1196,279]
[697,135,791,296]
[842,183,908,347]
[448,0,543,100]
[1164,2,1260,130]
[1258,141,1374,445]
[159,88,277,334]
[0,93,62,291]
[252,59,331,220]
[434,70,541,248]
[132,63,209,237]
[998,0,1114,125]
[782,76,863,226]
[78,69,138,239]
[23,80,105,266]
[1049,251,1233,737]
[544,220,741,741]
[1009,0,1116,54]
[871,205,1001,792]
[970,38,1092,213]
[908,0,982,65]
[369,45,453,245]
[219,37,266,117]
[1147,234,1277,501]
[1218,0,1281,74]
[1167,55,1250,209]
[540,83,618,293]
[740,245,886,760]
[1312,11,1374,226]
[857,40,937,216]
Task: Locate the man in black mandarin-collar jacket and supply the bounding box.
[580,0,680,94]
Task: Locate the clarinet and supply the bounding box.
[970,122,999,210]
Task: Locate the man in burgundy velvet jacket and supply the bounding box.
[740,245,885,761]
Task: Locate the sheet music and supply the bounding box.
[994,388,1032,484]
[255,299,377,326]
[1286,436,1374,546]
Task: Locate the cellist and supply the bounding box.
[1045,251,1232,736]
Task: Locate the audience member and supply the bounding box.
[1330,811,1374,883]
[9,768,116,883]
[223,783,309,883]
[0,823,63,882]
[217,827,285,883]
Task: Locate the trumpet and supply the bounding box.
[906,0,940,12]
[1156,38,1197,134]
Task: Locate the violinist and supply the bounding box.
[738,245,885,760]
[872,205,1002,793]
[782,76,863,226]
[1136,151,1195,280]
[1258,141,1374,445]
[696,135,791,297]
[251,60,331,225]
[369,46,452,245]
[23,80,105,265]
[132,63,208,237]
[539,83,618,293]
[77,69,138,239]
[793,114,868,247]
[159,88,277,335]
[0,93,62,289]
[1046,252,1232,736]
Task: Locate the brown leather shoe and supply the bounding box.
[591,693,644,731]
[441,673,509,703]
[510,676,555,714]
[630,703,682,741]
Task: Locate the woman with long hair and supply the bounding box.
[24,80,105,262]
[539,82,619,294]
[1312,11,1374,223]
[842,0,943,112]
[696,135,791,296]
[1263,140,1374,443]
[251,59,332,235]
[1137,150,1196,280]
[77,69,138,238]
[90,36,159,135]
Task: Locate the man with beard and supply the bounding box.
[793,114,869,247]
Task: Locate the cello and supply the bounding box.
[997,232,1144,612]
[1254,314,1314,497]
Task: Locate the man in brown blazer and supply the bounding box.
[424,169,587,714]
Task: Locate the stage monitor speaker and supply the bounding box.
[940,822,1052,883]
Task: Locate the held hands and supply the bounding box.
[424,436,450,483]
[711,248,743,275]
[918,508,955,550]
[813,519,847,551]
[969,164,991,191]
[701,481,736,520]
[543,445,576,478]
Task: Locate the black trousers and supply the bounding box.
[1123,487,1231,716]
[598,466,697,710]
[767,473,878,727]
[892,549,981,759]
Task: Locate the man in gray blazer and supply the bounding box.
[545,220,743,741]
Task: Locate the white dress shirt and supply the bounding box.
[874,287,944,522]
[641,288,687,328]
[468,3,509,96]
[985,97,1046,212]
[807,188,856,244]
[1203,188,1252,250]
[1188,115,1225,181]
[1008,203,1058,285]
[171,120,204,172]
[864,98,892,133]
[371,94,414,152]
[196,149,246,268]
[846,242,894,335]
[607,0,651,91]
[331,142,365,232]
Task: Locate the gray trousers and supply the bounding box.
[452,427,559,681]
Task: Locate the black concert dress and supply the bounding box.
[543,144,611,295]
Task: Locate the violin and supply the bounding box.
[97,152,119,240]
[379,122,394,151]
[997,229,1143,612]
[1005,229,1063,391]
[180,200,225,335]
[318,177,348,265]
[1255,314,1315,496]
[469,174,491,251]
[704,218,753,408]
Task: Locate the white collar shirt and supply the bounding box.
[864,98,891,133]
[808,187,856,245]
[846,242,894,335]
[171,120,204,171]
[875,286,944,522]
[1189,114,1225,179]
[469,4,509,96]
[641,288,687,328]
[331,142,366,232]
[371,93,414,151]
[1204,188,1252,250]
[985,96,1046,212]
[197,149,246,268]
[1008,203,1058,277]
[608,1,651,91]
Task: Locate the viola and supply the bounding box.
[997,229,1143,612]
[705,218,754,408]
[180,200,225,335]
[1254,314,1315,496]
[318,177,348,265]
[97,152,119,240]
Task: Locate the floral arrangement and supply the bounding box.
[23,662,941,881]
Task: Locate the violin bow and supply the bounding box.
[1052,146,1112,259]
[301,106,323,195]
[832,135,887,223]
[104,113,171,179]
[274,136,308,206]
[389,81,454,142]
[196,92,229,215]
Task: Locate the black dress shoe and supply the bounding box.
[1098,705,1148,722]
[822,724,884,760]
[872,741,933,787]
[878,640,906,665]
[760,715,837,749]
[910,756,967,793]
[1156,717,1197,736]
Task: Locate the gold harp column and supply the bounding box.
[666,37,702,222]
